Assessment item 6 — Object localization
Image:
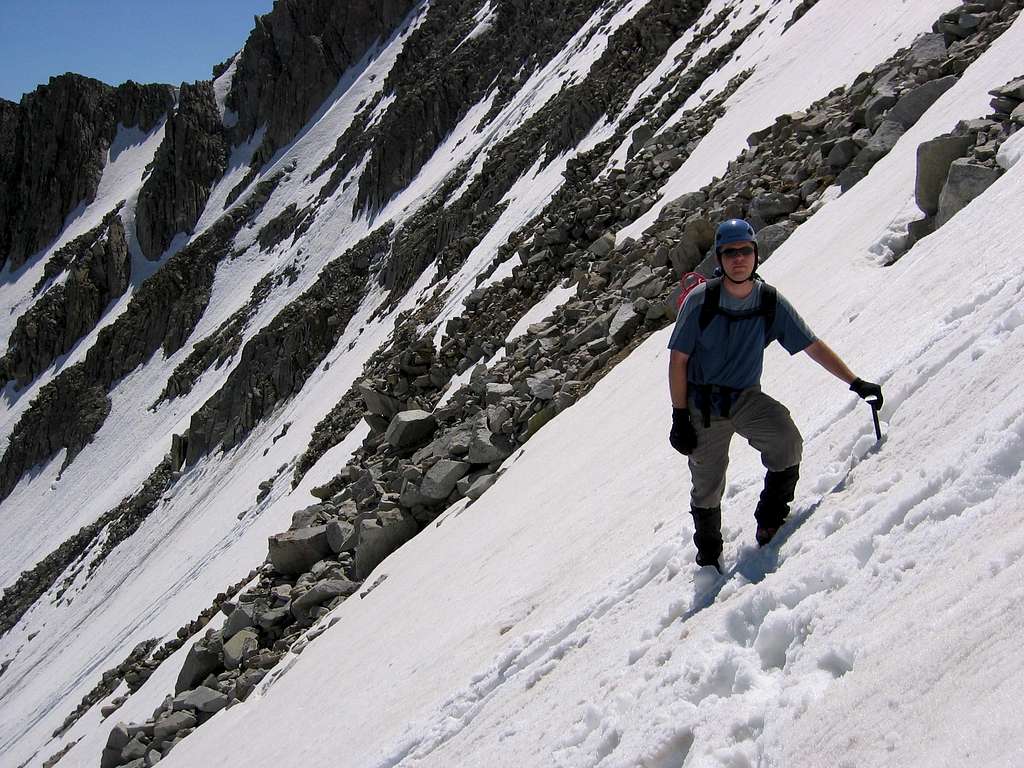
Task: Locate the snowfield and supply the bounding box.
[2,1,1024,767]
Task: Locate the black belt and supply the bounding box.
[693,384,742,428]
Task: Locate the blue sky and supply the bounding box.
[1,0,276,102]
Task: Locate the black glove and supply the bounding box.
[669,408,698,455]
[850,378,883,410]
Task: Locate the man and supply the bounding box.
[667,218,882,570]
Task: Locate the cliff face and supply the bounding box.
[135,81,230,260]
[0,76,174,271]
[225,0,419,169]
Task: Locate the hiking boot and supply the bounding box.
[690,506,723,566]
[754,464,799,534]
[755,525,779,547]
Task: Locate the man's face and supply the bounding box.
[718,241,756,282]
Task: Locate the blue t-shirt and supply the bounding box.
[667,280,816,389]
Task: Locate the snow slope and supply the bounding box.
[4,1,1024,767]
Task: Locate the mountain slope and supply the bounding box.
[1,1,1023,767]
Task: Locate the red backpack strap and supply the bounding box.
[676,272,707,309]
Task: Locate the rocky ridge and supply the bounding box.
[134,81,230,261]
[0,205,130,389]
[226,0,419,174]
[0,75,174,271]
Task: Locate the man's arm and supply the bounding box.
[803,339,856,383]
[669,350,689,408]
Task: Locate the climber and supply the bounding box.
[667,218,882,570]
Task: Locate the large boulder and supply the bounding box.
[755,222,796,263]
[222,628,259,670]
[171,685,229,714]
[915,134,973,215]
[608,303,641,346]
[854,120,906,170]
[268,525,333,576]
[174,641,221,695]
[467,419,514,464]
[748,192,799,221]
[936,159,1001,228]
[152,710,197,741]
[357,380,402,418]
[290,578,359,621]
[352,510,418,579]
[887,76,957,128]
[384,410,437,450]
[221,602,256,641]
[419,459,471,501]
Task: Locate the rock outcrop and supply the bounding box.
[0,205,131,388]
[0,75,173,271]
[135,81,229,261]
[225,0,418,170]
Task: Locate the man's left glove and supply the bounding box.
[670,408,698,455]
[850,378,883,409]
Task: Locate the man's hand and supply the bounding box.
[670,408,698,455]
[850,378,883,409]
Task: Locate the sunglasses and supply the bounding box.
[719,245,755,258]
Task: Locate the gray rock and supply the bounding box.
[326,519,356,553]
[990,76,1024,102]
[152,710,197,741]
[291,578,359,620]
[755,222,796,262]
[352,512,418,580]
[121,736,148,762]
[221,602,256,641]
[255,606,290,629]
[526,370,562,400]
[420,459,471,500]
[888,76,957,129]
[826,137,857,168]
[172,685,229,714]
[384,410,437,450]
[358,382,401,417]
[234,669,267,700]
[915,134,973,215]
[222,629,259,670]
[566,313,611,351]
[486,404,512,433]
[908,33,947,68]
[175,641,222,695]
[936,159,1001,228]
[608,302,641,345]
[467,419,514,464]
[107,723,132,751]
[587,232,615,257]
[268,526,333,576]
[863,93,897,131]
[748,192,799,220]
[485,383,513,404]
[465,473,499,500]
[854,120,906,170]
[1012,102,1024,126]
[622,267,656,293]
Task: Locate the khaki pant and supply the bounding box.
[687,387,803,509]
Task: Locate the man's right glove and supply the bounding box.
[670,407,698,455]
[850,378,883,409]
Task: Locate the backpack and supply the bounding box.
[675,272,707,310]
[697,277,778,347]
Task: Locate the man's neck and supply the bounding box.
[722,276,755,299]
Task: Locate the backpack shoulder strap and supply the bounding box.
[760,282,778,345]
[698,278,722,331]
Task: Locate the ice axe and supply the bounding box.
[850,378,883,442]
[869,400,881,442]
